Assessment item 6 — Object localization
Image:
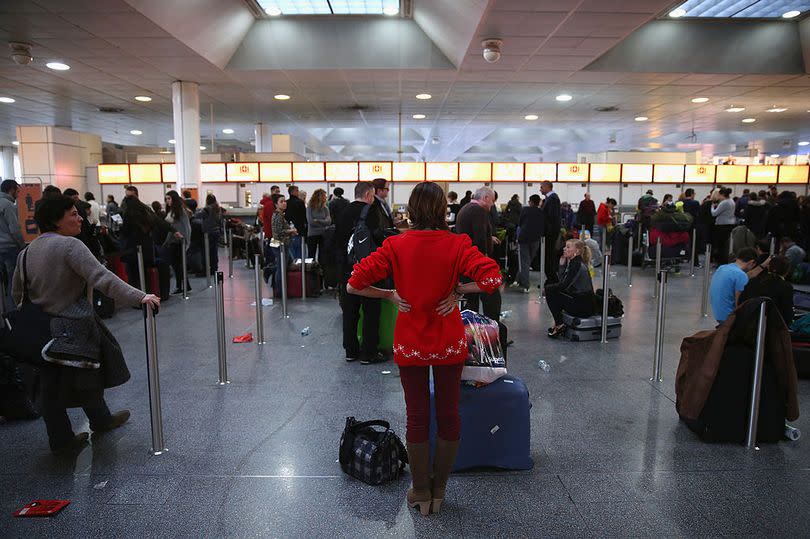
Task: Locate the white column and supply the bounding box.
[0,146,14,180]
[172,81,201,191]
[254,123,271,152]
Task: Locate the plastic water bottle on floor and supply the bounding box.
[500,310,512,319]
[301,327,310,336]
[537,359,551,372]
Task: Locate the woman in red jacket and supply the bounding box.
[347,182,502,516]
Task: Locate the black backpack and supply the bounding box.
[348,204,377,265]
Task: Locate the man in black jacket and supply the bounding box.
[285,185,307,259]
[334,181,384,364]
[367,178,395,246]
[540,181,561,284]
[514,194,543,292]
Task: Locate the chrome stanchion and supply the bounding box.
[204,232,212,289]
[181,238,189,300]
[245,230,251,268]
[600,253,611,344]
[601,227,607,256]
[220,218,227,246]
[254,254,265,345]
[136,245,147,293]
[653,238,662,298]
[689,232,697,277]
[651,270,668,382]
[539,236,546,299]
[745,301,768,449]
[214,271,229,385]
[143,305,166,455]
[701,244,711,317]
[280,245,290,318]
[301,238,307,302]
[626,233,633,287]
[769,236,776,257]
[227,229,234,279]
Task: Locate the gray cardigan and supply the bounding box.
[306,206,332,237]
[711,198,736,226]
[12,233,144,314]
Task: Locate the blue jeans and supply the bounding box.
[289,236,303,261]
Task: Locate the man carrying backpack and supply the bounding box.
[334,181,384,364]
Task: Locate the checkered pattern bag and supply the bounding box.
[339,417,408,485]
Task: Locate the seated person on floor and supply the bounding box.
[544,239,596,338]
[739,255,793,326]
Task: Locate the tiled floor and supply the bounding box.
[2,252,809,538]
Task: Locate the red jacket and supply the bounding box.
[596,203,612,227]
[260,198,275,238]
[348,230,502,367]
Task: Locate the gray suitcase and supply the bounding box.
[561,312,623,328]
[565,325,622,342]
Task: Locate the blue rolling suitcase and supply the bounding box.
[429,374,533,471]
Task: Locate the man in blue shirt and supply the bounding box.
[709,247,757,324]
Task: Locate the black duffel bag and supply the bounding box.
[1,250,50,367]
[339,417,408,485]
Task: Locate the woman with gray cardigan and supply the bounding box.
[711,187,737,264]
[305,189,332,264]
[12,195,160,454]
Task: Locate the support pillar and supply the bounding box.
[254,123,272,153]
[171,81,201,192]
[1,146,14,180]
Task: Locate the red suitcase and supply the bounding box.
[147,267,160,296]
[109,254,128,282]
[286,270,322,298]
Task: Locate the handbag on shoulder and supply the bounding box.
[1,249,52,367]
[339,417,408,485]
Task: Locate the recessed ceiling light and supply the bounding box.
[770,154,780,158]
[383,5,399,16]
[222,128,234,134]
[200,145,206,150]
[669,8,687,18]
[412,114,426,119]
[274,94,290,100]
[129,129,142,135]
[524,114,539,120]
[46,62,70,71]
[725,106,745,112]
[691,97,709,103]
[634,116,648,122]
[12,140,19,146]
[783,10,801,18]
[0,97,15,103]
[416,93,432,100]
[168,139,176,144]
[134,95,152,102]
[799,141,809,146]
[767,106,788,112]
[265,6,282,16]
[742,118,757,123]
[555,94,573,102]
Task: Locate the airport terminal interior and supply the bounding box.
[3,0,810,537]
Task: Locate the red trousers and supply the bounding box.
[399,363,463,443]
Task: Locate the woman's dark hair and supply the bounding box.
[206,194,221,219]
[768,255,790,277]
[205,193,217,206]
[35,195,75,233]
[271,193,285,206]
[165,190,186,220]
[124,196,154,234]
[42,185,62,198]
[84,192,95,201]
[749,192,758,201]
[408,182,448,231]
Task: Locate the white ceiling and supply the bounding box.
[0,0,809,162]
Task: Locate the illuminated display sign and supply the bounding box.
[98,164,130,184]
[715,164,747,184]
[393,162,425,182]
[524,163,556,182]
[684,165,716,183]
[129,164,162,183]
[292,162,325,182]
[653,164,684,183]
[621,164,653,183]
[226,162,259,183]
[492,163,523,182]
[161,164,177,184]
[589,164,621,183]
[359,162,391,182]
[426,162,459,182]
[778,165,810,184]
[200,163,227,183]
[326,162,359,182]
[557,163,589,182]
[747,165,777,184]
[459,162,491,182]
[259,162,292,183]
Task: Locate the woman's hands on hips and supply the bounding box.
[435,287,462,317]
[389,290,411,312]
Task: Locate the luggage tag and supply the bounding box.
[13,500,70,517]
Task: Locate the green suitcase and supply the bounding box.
[358,299,398,351]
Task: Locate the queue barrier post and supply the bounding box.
[689,232,697,277]
[626,233,633,287]
[143,305,166,455]
[651,270,668,382]
[745,301,768,449]
[227,229,234,279]
[538,237,546,299]
[204,232,212,288]
[301,238,307,302]
[653,238,662,299]
[214,271,229,385]
[181,238,189,300]
[254,254,266,345]
[701,244,711,317]
[136,245,147,294]
[280,245,290,319]
[600,253,611,344]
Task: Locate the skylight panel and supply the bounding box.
[258,0,400,15]
[667,0,809,18]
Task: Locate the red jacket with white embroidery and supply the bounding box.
[348,230,502,367]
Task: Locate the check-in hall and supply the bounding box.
[2,0,810,536]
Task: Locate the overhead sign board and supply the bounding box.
[260,162,292,183]
[98,164,130,184]
[589,163,621,183]
[557,163,589,182]
[226,162,259,183]
[393,162,426,182]
[684,164,716,183]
